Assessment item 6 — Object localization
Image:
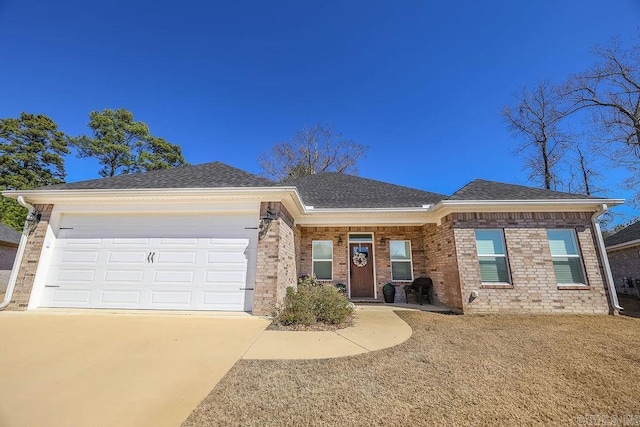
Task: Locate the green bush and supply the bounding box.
[272,276,354,327]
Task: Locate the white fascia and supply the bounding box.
[606,239,640,252]
[432,198,625,218]
[294,206,436,226]
[1,187,303,205]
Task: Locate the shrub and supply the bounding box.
[272,276,354,327]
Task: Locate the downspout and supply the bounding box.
[590,204,623,313]
[0,196,35,310]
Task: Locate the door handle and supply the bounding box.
[150,252,156,263]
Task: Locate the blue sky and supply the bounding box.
[1,1,639,218]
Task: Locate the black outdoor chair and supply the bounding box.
[403,277,433,305]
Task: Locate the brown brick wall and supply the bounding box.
[607,244,640,292]
[452,212,610,314]
[253,202,298,315]
[5,204,53,311]
[299,226,428,302]
[423,218,464,310]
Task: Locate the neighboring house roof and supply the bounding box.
[41,162,276,190]
[605,220,640,248]
[0,223,21,245]
[448,179,595,201]
[282,172,446,209]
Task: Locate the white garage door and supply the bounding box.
[39,213,258,311]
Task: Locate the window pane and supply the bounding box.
[475,230,505,255]
[312,241,332,260]
[390,241,411,260]
[552,257,585,284]
[479,257,510,283]
[392,261,413,281]
[349,234,373,242]
[313,261,332,280]
[547,230,578,256]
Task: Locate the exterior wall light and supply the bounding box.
[25,210,42,235]
[258,206,276,240]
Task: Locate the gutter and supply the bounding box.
[590,204,623,313]
[0,196,36,310]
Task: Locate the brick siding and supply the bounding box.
[299,226,428,303]
[451,212,611,314]
[253,202,298,315]
[5,204,53,310]
[424,219,464,310]
[607,244,640,293]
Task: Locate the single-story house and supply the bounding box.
[605,220,640,296]
[1,162,624,315]
[0,223,21,293]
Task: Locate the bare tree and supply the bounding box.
[503,80,577,190]
[564,36,640,201]
[259,124,367,181]
[567,145,603,196]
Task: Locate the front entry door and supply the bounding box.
[350,243,374,297]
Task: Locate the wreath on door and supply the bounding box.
[352,252,368,267]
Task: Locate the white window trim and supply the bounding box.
[475,229,512,285]
[547,229,588,286]
[390,240,413,282]
[312,240,333,281]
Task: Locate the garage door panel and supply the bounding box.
[151,291,192,305]
[205,270,246,284]
[108,251,148,263]
[202,292,244,309]
[156,251,198,264]
[104,269,145,283]
[153,270,195,283]
[52,289,92,303]
[207,252,247,263]
[100,290,141,304]
[41,213,256,311]
[61,251,100,263]
[57,269,95,282]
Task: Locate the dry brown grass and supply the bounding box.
[184,311,640,427]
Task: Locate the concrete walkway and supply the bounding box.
[243,305,413,360]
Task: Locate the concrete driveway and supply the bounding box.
[0,311,269,427]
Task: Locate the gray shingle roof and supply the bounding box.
[0,223,21,245]
[605,220,640,247]
[282,172,446,209]
[41,162,275,190]
[447,179,594,201]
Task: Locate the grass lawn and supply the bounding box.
[184,311,640,427]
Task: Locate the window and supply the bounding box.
[390,240,413,281]
[547,229,586,285]
[475,229,511,284]
[312,240,333,280]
